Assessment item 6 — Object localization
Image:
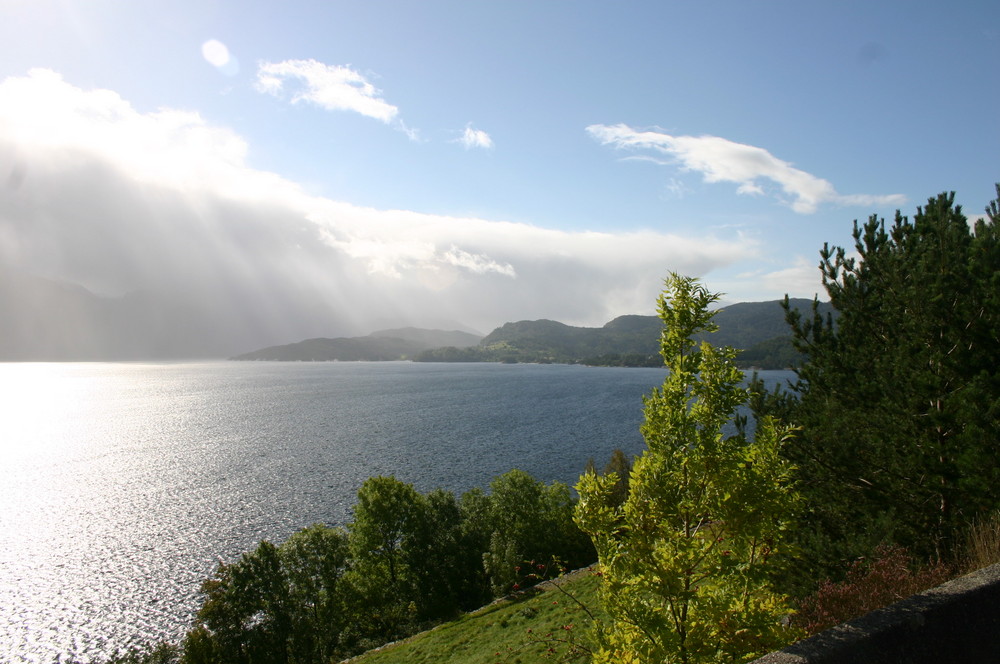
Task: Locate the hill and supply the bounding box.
[414,299,833,368]
[230,328,482,361]
[230,299,833,367]
[347,569,603,664]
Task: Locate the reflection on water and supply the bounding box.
[0,361,794,662]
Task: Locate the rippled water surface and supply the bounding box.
[0,361,793,662]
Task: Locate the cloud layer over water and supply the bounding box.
[1,70,755,356]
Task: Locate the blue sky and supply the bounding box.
[1,0,998,340]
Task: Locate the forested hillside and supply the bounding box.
[416,299,832,367]
[233,299,830,367]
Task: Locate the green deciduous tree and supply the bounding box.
[583,448,633,510]
[349,475,422,598]
[575,273,801,664]
[405,487,485,618]
[346,475,427,639]
[760,188,1000,582]
[184,541,292,664]
[347,476,490,634]
[279,524,351,662]
[182,525,352,664]
[480,469,595,595]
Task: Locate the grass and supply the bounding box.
[344,568,605,664]
[962,510,1000,573]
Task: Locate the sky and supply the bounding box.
[1,0,998,348]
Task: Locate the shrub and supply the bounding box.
[796,544,952,635]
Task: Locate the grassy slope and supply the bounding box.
[345,569,604,664]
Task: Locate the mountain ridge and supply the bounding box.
[232,299,835,368]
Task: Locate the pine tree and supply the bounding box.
[766,188,1000,581]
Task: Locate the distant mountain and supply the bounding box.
[0,268,231,360]
[413,299,835,368]
[1,264,831,367]
[368,327,482,348]
[474,316,662,362]
[0,266,354,360]
[231,328,482,361]
[706,298,831,349]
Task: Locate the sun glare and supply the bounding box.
[200,39,229,67]
[0,364,99,466]
[201,39,238,75]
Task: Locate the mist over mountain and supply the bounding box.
[0,268,351,360]
[0,261,831,365]
[231,329,482,362]
[1,258,830,364]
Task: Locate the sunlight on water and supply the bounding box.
[0,363,231,662]
[0,363,95,465]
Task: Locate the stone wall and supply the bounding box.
[752,562,1000,664]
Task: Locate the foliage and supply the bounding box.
[735,336,804,369]
[575,273,802,664]
[179,469,593,663]
[582,448,632,509]
[480,470,596,596]
[349,476,424,605]
[755,188,1000,586]
[183,527,351,664]
[183,540,292,664]
[279,524,352,661]
[795,545,952,635]
[92,643,180,664]
[581,353,662,367]
[414,345,493,362]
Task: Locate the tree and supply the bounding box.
[182,526,353,664]
[184,541,292,664]
[347,477,485,630]
[575,273,801,664]
[279,524,351,663]
[405,487,484,618]
[481,469,595,595]
[761,188,1000,582]
[583,448,633,509]
[349,476,425,594]
[602,448,632,508]
[347,475,425,636]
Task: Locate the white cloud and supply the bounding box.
[0,71,759,352]
[457,124,493,150]
[255,59,398,123]
[587,124,906,214]
[732,256,825,301]
[443,246,514,276]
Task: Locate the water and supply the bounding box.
[0,361,794,662]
